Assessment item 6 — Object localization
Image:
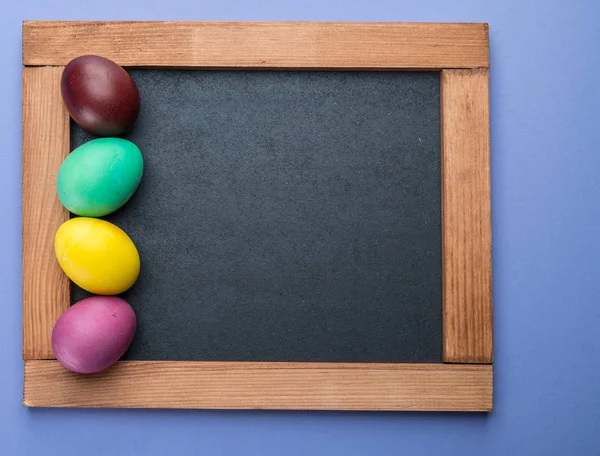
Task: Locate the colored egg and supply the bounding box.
[57,137,144,217]
[52,296,136,374]
[61,55,140,136]
[55,218,140,295]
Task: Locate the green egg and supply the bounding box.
[57,138,144,217]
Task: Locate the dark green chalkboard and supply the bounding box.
[72,70,442,363]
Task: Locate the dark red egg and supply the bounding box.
[61,55,140,136]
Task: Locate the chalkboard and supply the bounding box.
[71,70,442,363]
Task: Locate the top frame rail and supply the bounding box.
[23,21,489,70]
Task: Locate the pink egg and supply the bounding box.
[51,296,136,374]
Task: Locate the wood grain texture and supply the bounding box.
[24,361,493,411]
[23,21,489,69]
[441,69,493,363]
[22,67,70,359]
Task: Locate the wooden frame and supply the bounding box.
[22,21,493,411]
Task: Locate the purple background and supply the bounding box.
[2,1,599,454]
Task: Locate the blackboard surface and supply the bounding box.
[72,70,442,363]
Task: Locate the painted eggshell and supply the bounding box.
[57,137,144,217]
[61,55,140,136]
[55,217,140,295]
[52,296,136,374]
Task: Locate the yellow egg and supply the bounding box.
[55,218,140,295]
